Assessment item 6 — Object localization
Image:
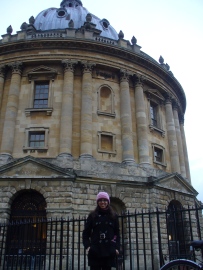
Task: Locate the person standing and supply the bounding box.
[83,192,120,270]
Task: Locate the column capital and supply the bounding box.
[0,65,6,78]
[81,61,96,74]
[134,74,146,87]
[8,62,23,75]
[164,93,173,104]
[172,99,179,111]
[120,69,132,83]
[62,59,78,73]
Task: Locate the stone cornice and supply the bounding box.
[27,65,58,81]
[0,38,186,112]
[0,155,76,178]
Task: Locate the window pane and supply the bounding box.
[150,103,158,127]
[40,134,45,139]
[35,135,40,140]
[30,134,35,140]
[154,148,163,162]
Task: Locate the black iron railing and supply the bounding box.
[0,206,202,269]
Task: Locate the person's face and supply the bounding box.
[98,199,108,209]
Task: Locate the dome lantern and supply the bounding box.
[60,0,83,8]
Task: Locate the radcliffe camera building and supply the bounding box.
[0,0,199,224]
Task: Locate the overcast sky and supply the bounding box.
[1,0,203,202]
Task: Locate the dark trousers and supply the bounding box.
[90,267,111,270]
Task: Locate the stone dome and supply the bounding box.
[34,0,118,40]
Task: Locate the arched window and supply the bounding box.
[6,190,47,263]
[97,85,115,117]
[10,190,46,222]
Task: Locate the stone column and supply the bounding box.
[173,102,186,177]
[1,62,23,155]
[0,66,6,156]
[59,60,77,157]
[120,70,135,164]
[80,62,95,158]
[0,65,5,108]
[165,95,180,173]
[134,77,150,166]
[180,115,191,183]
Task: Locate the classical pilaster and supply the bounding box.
[165,95,180,173]
[134,77,150,166]
[59,60,77,157]
[120,70,135,164]
[80,62,95,158]
[0,62,23,155]
[180,115,191,183]
[173,102,186,177]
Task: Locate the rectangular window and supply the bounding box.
[150,103,158,127]
[23,127,49,152]
[152,144,166,166]
[33,83,49,108]
[149,100,165,137]
[29,132,45,148]
[98,131,116,154]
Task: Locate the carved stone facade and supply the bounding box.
[0,0,199,225]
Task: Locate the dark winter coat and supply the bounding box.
[82,207,120,267]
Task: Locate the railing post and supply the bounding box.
[127,211,133,270]
[156,207,164,268]
[78,218,81,270]
[120,213,126,270]
[149,210,155,270]
[59,218,64,270]
[141,210,147,270]
[72,217,75,270]
[66,218,70,270]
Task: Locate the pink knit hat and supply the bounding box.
[96,192,110,204]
